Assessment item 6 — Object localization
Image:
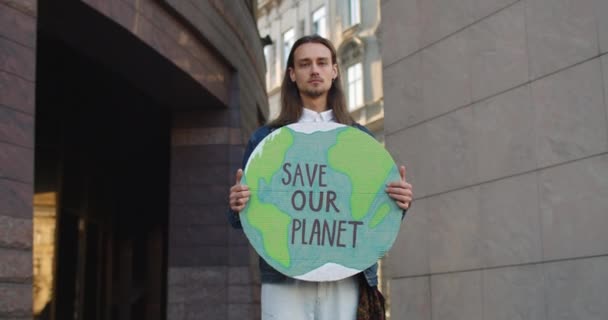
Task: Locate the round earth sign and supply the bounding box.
[240,122,403,282]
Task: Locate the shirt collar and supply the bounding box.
[298,107,335,123]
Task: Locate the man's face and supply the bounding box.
[289,43,338,99]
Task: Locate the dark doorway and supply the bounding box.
[35,4,171,320]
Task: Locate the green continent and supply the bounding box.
[245,129,294,267]
[247,201,291,267]
[370,203,390,228]
[328,129,394,220]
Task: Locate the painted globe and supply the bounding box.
[240,122,402,281]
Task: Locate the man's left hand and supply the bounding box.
[386,165,413,210]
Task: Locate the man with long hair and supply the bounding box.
[227,35,413,319]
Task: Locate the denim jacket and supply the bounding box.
[227,123,405,287]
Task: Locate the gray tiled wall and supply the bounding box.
[382,0,608,319]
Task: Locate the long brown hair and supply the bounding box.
[269,35,353,128]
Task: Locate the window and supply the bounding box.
[312,6,327,38]
[347,63,363,110]
[299,19,306,38]
[347,0,361,26]
[282,28,295,68]
[264,44,275,88]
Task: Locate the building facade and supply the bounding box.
[382,0,608,319]
[256,0,386,141]
[1,1,267,319]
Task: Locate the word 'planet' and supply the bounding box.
[240,122,403,282]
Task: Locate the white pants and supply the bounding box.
[261,277,359,320]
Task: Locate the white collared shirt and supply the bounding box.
[298,107,335,123]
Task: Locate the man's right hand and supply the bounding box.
[229,169,250,213]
